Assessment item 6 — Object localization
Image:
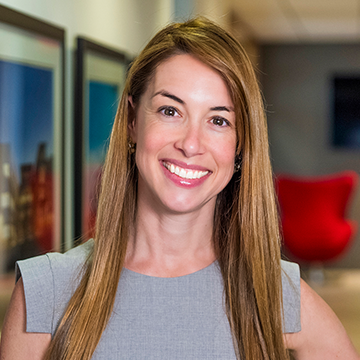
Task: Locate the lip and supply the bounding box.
[160,159,211,188]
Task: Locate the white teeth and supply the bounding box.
[179,168,186,178]
[186,171,193,179]
[163,161,209,180]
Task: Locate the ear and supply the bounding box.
[127,95,137,142]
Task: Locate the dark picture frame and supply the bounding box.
[332,75,360,149]
[74,37,128,239]
[0,5,65,275]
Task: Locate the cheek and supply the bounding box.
[214,138,237,168]
[137,126,168,155]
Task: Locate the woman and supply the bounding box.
[1,17,359,360]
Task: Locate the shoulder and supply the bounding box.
[280,260,301,295]
[16,238,94,283]
[15,240,94,335]
[0,278,51,359]
[280,260,301,333]
[285,279,360,359]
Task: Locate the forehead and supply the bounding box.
[144,54,233,106]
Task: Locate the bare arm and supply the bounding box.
[285,279,360,359]
[0,278,51,360]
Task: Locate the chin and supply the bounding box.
[159,194,215,215]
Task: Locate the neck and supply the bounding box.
[125,197,216,277]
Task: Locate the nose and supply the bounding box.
[174,120,205,158]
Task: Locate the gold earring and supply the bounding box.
[128,139,136,154]
[234,156,241,173]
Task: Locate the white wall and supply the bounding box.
[0,0,174,248]
[0,0,174,54]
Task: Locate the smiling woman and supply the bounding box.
[128,54,236,216]
[0,17,359,360]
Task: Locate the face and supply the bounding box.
[129,54,237,215]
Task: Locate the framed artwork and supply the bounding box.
[0,5,65,275]
[332,76,360,149]
[74,37,128,239]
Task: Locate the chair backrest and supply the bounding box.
[275,171,359,262]
[276,171,358,227]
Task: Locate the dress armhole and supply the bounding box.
[15,255,55,334]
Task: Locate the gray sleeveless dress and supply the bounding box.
[16,239,301,359]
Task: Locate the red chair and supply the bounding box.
[276,171,358,263]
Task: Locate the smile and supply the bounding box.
[162,161,209,180]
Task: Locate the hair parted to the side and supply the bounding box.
[45,17,289,360]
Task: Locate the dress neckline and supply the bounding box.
[122,260,218,280]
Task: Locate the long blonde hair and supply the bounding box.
[46,17,289,360]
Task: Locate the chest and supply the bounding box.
[92,267,237,359]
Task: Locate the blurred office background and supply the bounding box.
[0,0,359,350]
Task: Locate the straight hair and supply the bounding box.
[45,17,289,360]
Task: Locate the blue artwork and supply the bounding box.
[0,60,53,175]
[0,60,54,270]
[88,81,118,164]
[84,81,118,234]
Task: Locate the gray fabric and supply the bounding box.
[281,260,301,333]
[16,240,301,359]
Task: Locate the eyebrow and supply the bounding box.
[152,90,234,112]
[210,106,233,112]
[152,90,184,104]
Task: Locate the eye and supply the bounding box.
[211,117,230,127]
[160,106,179,117]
